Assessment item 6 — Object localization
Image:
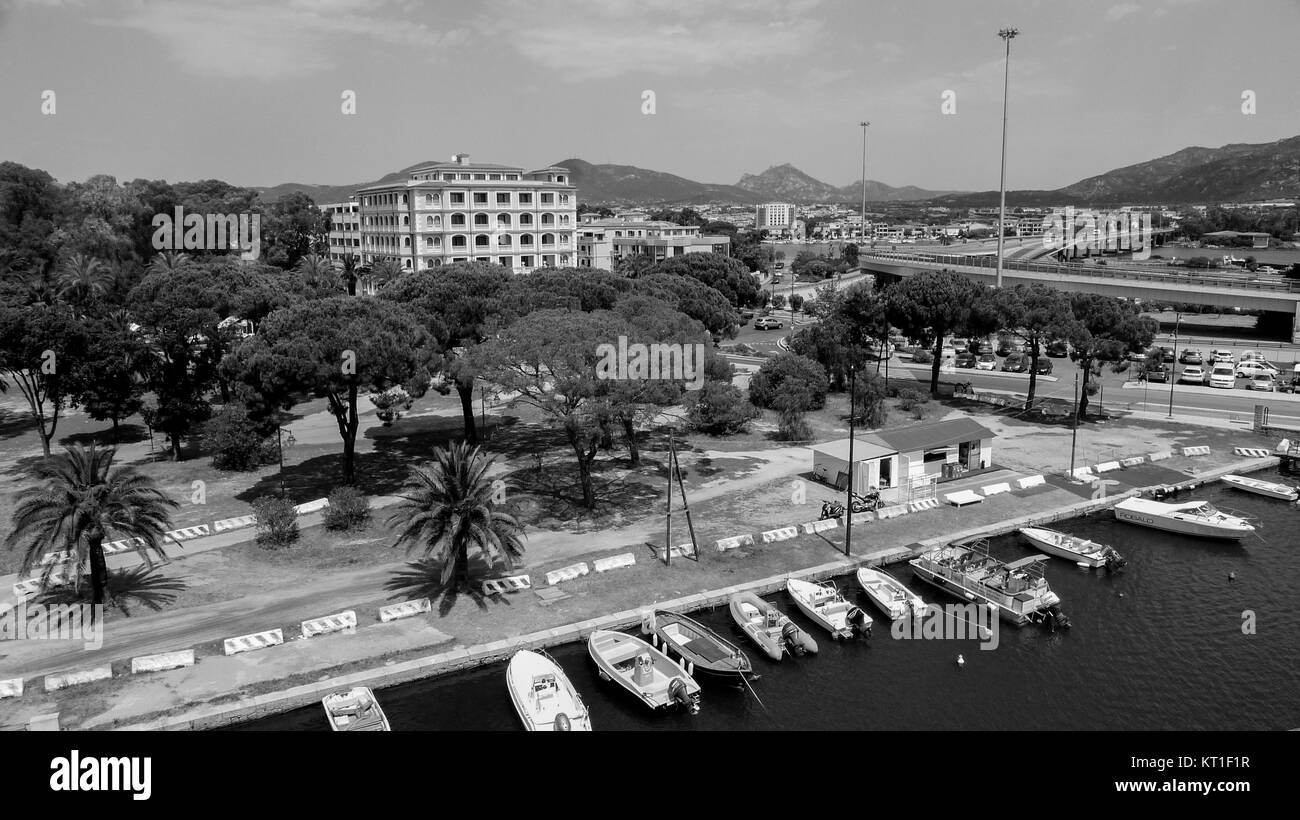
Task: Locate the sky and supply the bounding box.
[1,0,1299,193]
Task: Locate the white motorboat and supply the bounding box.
[506,650,592,731]
[1221,474,1299,502]
[321,687,390,731]
[1019,526,1127,570]
[909,539,1069,628]
[785,578,872,640]
[727,592,818,661]
[587,629,701,713]
[1114,497,1255,540]
[855,567,927,621]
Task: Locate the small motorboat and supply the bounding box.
[1221,474,1299,502]
[1114,497,1256,540]
[506,650,592,731]
[728,592,818,661]
[642,610,752,682]
[786,578,872,640]
[587,629,700,713]
[322,686,390,731]
[1019,526,1127,571]
[855,567,928,621]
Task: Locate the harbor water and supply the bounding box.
[233,471,1300,731]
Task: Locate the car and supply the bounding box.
[1034,358,1053,375]
[1210,349,1235,363]
[775,262,784,269]
[955,351,977,368]
[1159,347,1176,364]
[1178,365,1206,385]
[996,340,1023,357]
[1238,350,1268,362]
[1235,361,1279,378]
[1246,373,1276,392]
[1208,364,1236,389]
[740,310,755,321]
[1178,349,1203,365]
[1127,350,1147,362]
[1145,362,1169,383]
[1046,340,1069,358]
[976,353,997,371]
[1000,353,1026,372]
[754,317,783,330]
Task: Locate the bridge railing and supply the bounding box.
[861,251,1300,294]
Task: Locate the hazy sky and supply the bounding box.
[2,0,1298,193]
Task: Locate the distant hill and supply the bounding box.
[255,161,439,205]
[736,163,962,202]
[556,158,761,205]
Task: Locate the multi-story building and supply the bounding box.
[322,200,361,265]
[755,202,797,236]
[576,215,731,270]
[354,153,577,274]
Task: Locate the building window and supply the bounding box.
[450,192,465,205]
[519,192,532,205]
[475,235,489,248]
[474,213,489,227]
[433,258,443,266]
[542,255,555,267]
[497,213,511,228]
[443,173,455,181]
[560,254,569,265]
[451,213,466,227]
[496,193,510,206]
[519,213,533,226]
[507,174,519,181]
[521,255,533,267]
[473,192,488,206]
[451,235,467,248]
[541,193,554,205]
[498,235,512,247]
[541,213,554,225]
[560,194,570,204]
[520,234,534,246]
[497,257,511,266]
[474,173,486,180]
[476,256,490,262]
[490,173,502,180]
[541,233,554,246]
[425,215,435,228]
[423,194,433,207]
[458,173,471,180]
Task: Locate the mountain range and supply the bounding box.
[255,136,1300,208]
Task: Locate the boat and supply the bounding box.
[1113,497,1256,540]
[321,686,390,731]
[728,592,818,661]
[642,610,753,682]
[909,539,1069,628]
[855,567,928,621]
[785,578,872,640]
[506,650,592,731]
[1019,526,1127,571]
[1221,474,1299,502]
[587,629,701,713]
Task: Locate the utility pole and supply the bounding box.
[844,364,857,557]
[1167,312,1181,418]
[1069,371,1080,477]
[996,27,1019,289]
[860,121,870,247]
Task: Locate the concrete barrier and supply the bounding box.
[1182,446,1211,457]
[593,552,637,572]
[301,610,358,639]
[44,666,112,692]
[843,511,875,525]
[760,526,799,544]
[293,498,330,515]
[1233,447,1272,458]
[908,498,940,512]
[223,628,285,655]
[545,562,589,586]
[1069,467,1093,480]
[1120,457,1146,467]
[163,524,211,542]
[654,544,696,561]
[715,534,755,552]
[876,505,909,519]
[982,482,1012,496]
[1095,461,1122,473]
[378,598,431,622]
[801,519,839,535]
[213,515,257,533]
[481,574,532,595]
[1148,451,1171,461]
[131,650,195,674]
[1276,439,1292,454]
[103,537,144,555]
[0,678,23,699]
[945,490,984,507]
[1016,475,1046,489]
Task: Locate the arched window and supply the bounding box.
[541,213,554,225]
[433,258,443,267]
[519,213,533,226]
[451,235,467,248]
[497,213,511,228]
[519,233,534,246]
[403,236,411,247]
[474,213,489,227]
[451,213,467,227]
[424,194,433,207]
[475,235,489,247]
[498,234,512,247]
[541,233,555,246]
[404,258,411,268]
[426,215,435,228]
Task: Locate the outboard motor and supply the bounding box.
[554,713,571,732]
[668,677,699,714]
[780,621,806,655]
[1045,604,1071,632]
[847,606,872,638]
[1104,549,1128,573]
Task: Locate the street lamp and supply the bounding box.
[859,121,870,246]
[996,27,1019,289]
[1167,312,1182,418]
[844,363,857,557]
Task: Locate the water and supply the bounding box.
[233,470,1300,731]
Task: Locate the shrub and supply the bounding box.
[687,381,759,435]
[788,294,805,313]
[202,405,278,471]
[776,408,812,441]
[253,496,299,547]
[748,352,829,410]
[852,373,889,427]
[370,385,414,425]
[324,486,371,531]
[911,349,933,364]
[896,387,930,411]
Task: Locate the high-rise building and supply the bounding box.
[355,153,577,274]
[755,202,797,235]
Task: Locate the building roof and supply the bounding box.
[869,417,995,454]
[1202,230,1272,238]
[808,437,898,463]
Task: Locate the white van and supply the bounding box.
[1208,364,1236,389]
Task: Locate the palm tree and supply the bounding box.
[387,442,525,592]
[366,257,404,295]
[340,252,360,296]
[294,252,333,286]
[56,253,111,304]
[5,444,179,606]
[22,263,60,306]
[146,251,192,276]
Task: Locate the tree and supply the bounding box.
[387,441,525,592]
[1067,294,1158,417]
[842,243,860,267]
[261,191,329,269]
[340,252,361,296]
[886,270,997,396]
[293,253,339,297]
[0,162,66,280]
[201,405,277,470]
[771,294,786,311]
[633,273,739,339]
[364,257,404,294]
[56,253,112,305]
[789,294,805,313]
[72,316,147,442]
[612,253,660,278]
[476,309,627,509]
[654,252,760,307]
[233,297,434,484]
[748,352,829,410]
[851,371,888,427]
[993,283,1078,409]
[0,304,90,456]
[687,381,758,435]
[5,444,178,606]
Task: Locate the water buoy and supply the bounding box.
[1118,592,1125,598]
[1229,572,1236,582]
[957,654,965,667]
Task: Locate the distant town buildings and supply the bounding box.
[755,202,797,236]
[576,214,730,270]
[353,153,577,274]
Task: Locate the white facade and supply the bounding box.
[576,217,730,270]
[755,203,797,235]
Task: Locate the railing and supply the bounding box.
[861,251,1300,295]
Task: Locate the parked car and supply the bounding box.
[1238,349,1267,362]
[996,339,1023,357]
[1246,373,1276,392]
[1179,349,1204,365]
[955,351,977,368]
[1034,358,1053,375]
[1046,339,1069,358]
[1159,347,1176,364]
[740,310,755,321]
[976,353,997,371]
[1235,361,1278,378]
[1208,364,1236,389]
[1127,349,1147,362]
[940,347,958,366]
[754,317,783,330]
[1210,349,1235,363]
[1178,365,1206,385]
[1000,353,1026,372]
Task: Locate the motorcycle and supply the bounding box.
[819,500,845,520]
[849,490,883,513]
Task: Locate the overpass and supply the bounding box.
[860,251,1300,343]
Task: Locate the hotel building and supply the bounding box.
[323,200,361,265]
[755,203,797,236]
[576,215,731,270]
